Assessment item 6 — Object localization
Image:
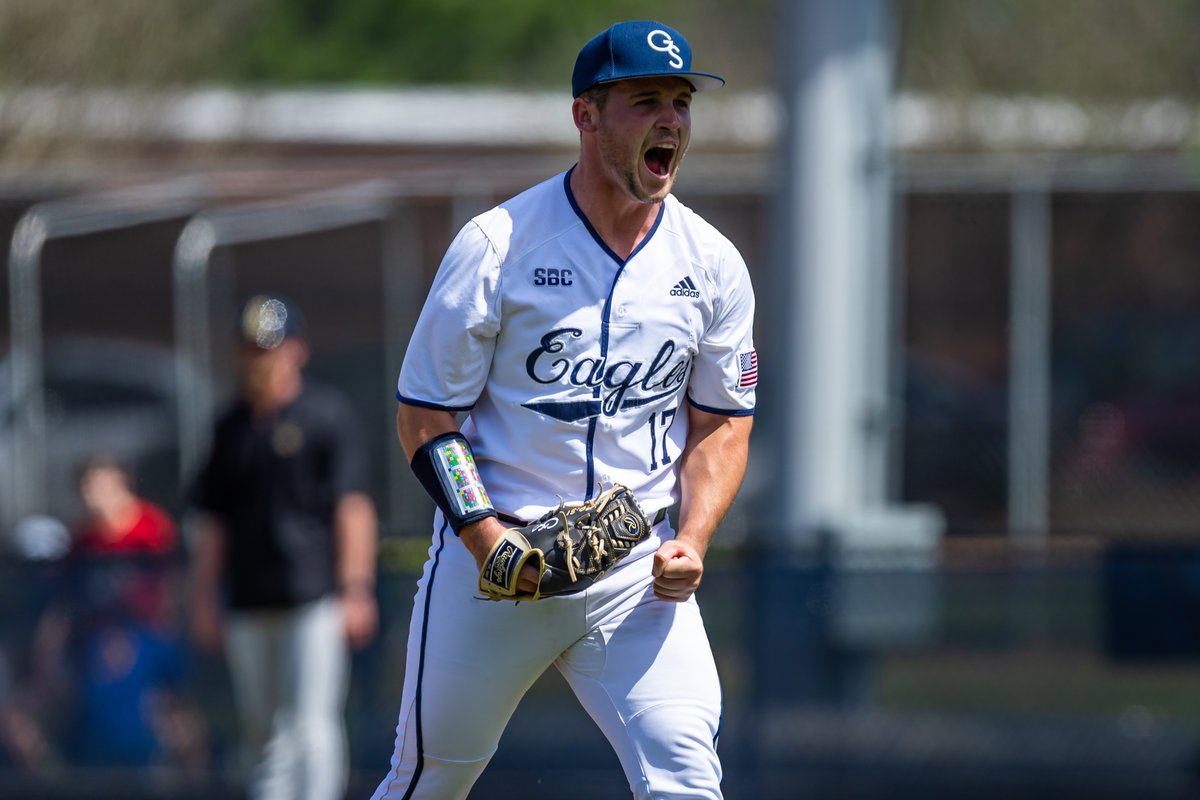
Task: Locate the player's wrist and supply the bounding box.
[459,515,506,565]
[339,579,375,599]
[667,532,709,561]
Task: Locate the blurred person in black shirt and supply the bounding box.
[188,295,378,800]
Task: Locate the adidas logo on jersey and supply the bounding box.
[669,276,700,298]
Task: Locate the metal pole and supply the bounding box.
[7,214,48,531]
[171,185,400,489]
[768,0,894,544]
[1008,185,1052,539]
[173,218,218,484]
[6,191,198,531]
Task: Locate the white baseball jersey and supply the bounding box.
[397,168,756,520]
[379,167,751,800]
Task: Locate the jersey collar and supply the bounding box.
[562,166,665,267]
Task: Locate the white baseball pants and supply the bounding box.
[226,595,349,800]
[371,516,724,800]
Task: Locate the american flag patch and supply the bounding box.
[737,349,758,388]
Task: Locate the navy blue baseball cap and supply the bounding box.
[572,20,725,98]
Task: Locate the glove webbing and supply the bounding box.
[557,514,607,582]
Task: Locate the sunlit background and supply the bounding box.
[2,1,1200,797]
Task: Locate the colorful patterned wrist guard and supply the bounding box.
[411,432,497,533]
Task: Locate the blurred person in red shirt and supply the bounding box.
[72,454,177,556]
[30,454,210,771]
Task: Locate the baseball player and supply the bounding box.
[372,20,756,800]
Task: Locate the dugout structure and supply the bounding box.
[4,182,202,534]
[172,181,427,532]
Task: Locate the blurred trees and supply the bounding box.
[0,0,249,87]
[227,0,702,87]
[0,0,1196,99]
[900,0,1200,101]
[0,0,773,89]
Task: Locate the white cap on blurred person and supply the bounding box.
[239,294,306,350]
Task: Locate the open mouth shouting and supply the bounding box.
[644,143,677,179]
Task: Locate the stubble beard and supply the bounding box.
[596,126,681,205]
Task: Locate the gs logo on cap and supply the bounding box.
[647,30,684,69]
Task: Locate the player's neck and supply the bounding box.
[569,163,661,260]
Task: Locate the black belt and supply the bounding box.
[498,506,669,527]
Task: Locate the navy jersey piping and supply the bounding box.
[562,167,665,273]
[687,396,755,417]
[563,167,666,499]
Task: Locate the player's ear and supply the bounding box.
[572,97,598,133]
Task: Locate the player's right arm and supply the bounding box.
[395,403,459,460]
[396,403,538,594]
